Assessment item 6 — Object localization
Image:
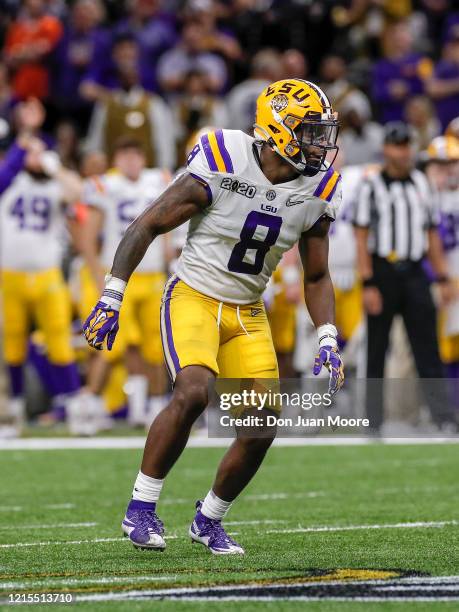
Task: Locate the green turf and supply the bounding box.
[0,443,458,610]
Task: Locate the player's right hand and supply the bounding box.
[83,301,119,350]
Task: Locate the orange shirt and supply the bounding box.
[5,15,63,99]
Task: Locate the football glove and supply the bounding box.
[83,275,126,351]
[313,345,344,396]
[83,301,119,350]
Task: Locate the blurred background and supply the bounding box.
[0,0,458,438]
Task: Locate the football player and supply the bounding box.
[83,79,344,554]
[0,138,83,430]
[79,137,171,427]
[424,136,459,388]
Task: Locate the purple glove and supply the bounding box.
[83,300,119,351]
[313,345,344,396]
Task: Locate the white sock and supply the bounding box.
[125,375,148,425]
[201,490,232,520]
[132,471,164,503]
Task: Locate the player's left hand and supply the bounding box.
[313,346,344,396]
[83,301,119,350]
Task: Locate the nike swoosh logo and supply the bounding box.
[286,199,303,207]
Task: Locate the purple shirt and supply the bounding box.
[85,13,177,93]
[432,60,459,131]
[0,143,26,194]
[372,54,430,123]
[51,26,112,108]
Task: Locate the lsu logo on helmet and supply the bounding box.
[254,79,339,177]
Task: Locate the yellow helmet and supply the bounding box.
[254,79,339,176]
[426,135,459,162]
[446,117,459,140]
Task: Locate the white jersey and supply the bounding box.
[329,164,379,291]
[84,168,171,272]
[178,129,342,304]
[0,171,65,271]
[438,187,459,335]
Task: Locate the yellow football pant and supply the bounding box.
[334,283,363,342]
[160,275,279,380]
[1,268,75,365]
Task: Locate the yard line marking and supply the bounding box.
[225,520,287,526]
[0,575,179,589]
[244,492,323,501]
[0,522,97,531]
[0,534,179,549]
[0,503,75,512]
[1,436,458,450]
[266,520,458,534]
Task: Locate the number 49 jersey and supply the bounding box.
[0,172,65,271]
[177,129,342,304]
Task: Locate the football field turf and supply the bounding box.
[1,442,458,610]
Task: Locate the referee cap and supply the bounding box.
[384,121,413,145]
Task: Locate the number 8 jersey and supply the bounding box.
[177,129,342,304]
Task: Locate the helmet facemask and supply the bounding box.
[283,111,339,177]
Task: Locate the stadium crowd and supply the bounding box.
[0,0,458,436]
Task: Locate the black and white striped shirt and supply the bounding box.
[353,169,439,262]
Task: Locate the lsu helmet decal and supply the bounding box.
[254,79,339,177]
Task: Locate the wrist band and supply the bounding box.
[102,275,126,310]
[317,323,338,349]
[362,277,376,288]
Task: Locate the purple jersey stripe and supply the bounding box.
[201,134,218,171]
[215,129,234,173]
[189,172,213,204]
[326,174,341,202]
[164,276,181,374]
[313,166,334,198]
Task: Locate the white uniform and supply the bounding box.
[179,129,342,304]
[0,172,65,271]
[329,164,379,291]
[439,188,459,336]
[83,169,171,272]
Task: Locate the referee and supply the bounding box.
[353,121,456,432]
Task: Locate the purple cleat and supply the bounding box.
[122,499,166,551]
[189,500,244,555]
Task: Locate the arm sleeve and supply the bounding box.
[83,103,106,153]
[323,178,342,221]
[0,143,26,195]
[185,136,223,205]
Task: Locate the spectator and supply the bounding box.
[111,0,177,93]
[404,95,440,152]
[226,49,282,133]
[51,0,109,131]
[339,89,384,165]
[282,49,308,80]
[426,31,459,131]
[353,122,456,433]
[85,34,175,169]
[55,120,79,170]
[4,0,63,100]
[372,20,433,123]
[319,55,355,116]
[0,63,15,144]
[173,69,227,165]
[157,19,228,96]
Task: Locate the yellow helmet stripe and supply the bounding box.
[318,170,339,200]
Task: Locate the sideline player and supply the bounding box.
[83,80,344,554]
[424,135,459,395]
[79,137,171,426]
[0,136,83,429]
